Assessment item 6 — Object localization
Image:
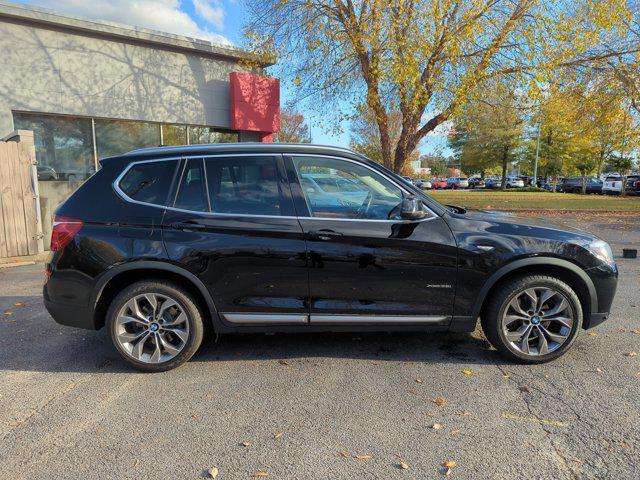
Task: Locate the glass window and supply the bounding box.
[189,126,238,144]
[174,158,208,211]
[293,156,404,220]
[13,112,95,182]
[205,156,282,215]
[119,160,177,205]
[95,119,160,158]
[162,124,187,146]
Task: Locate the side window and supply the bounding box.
[205,156,283,216]
[292,156,404,220]
[174,158,209,211]
[119,160,177,205]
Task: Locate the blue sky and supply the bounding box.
[18,0,448,153]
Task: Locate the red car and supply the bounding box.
[430,178,448,189]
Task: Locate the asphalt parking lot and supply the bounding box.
[1,214,638,480]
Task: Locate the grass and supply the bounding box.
[427,190,640,212]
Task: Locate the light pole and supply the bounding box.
[533,114,541,186]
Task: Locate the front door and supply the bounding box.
[162,154,309,326]
[287,154,458,325]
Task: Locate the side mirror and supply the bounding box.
[401,195,427,220]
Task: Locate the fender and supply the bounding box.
[470,257,598,319]
[92,260,220,325]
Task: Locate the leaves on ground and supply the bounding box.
[254,473,269,477]
[273,431,283,439]
[415,378,423,384]
[353,455,372,459]
[241,441,252,447]
[13,302,24,307]
[399,461,409,470]
[207,467,219,479]
[462,369,473,375]
[278,360,289,365]
[519,385,531,393]
[339,451,349,458]
[3,311,12,316]
[626,351,637,357]
[450,429,461,435]
[458,411,472,416]
[431,423,443,430]
[588,332,598,337]
[442,461,457,468]
[501,374,510,379]
[432,397,447,407]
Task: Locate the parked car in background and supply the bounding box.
[602,175,623,195]
[36,164,58,180]
[485,177,503,189]
[468,177,485,189]
[44,143,618,371]
[430,178,448,189]
[625,175,640,195]
[414,179,432,190]
[446,177,469,189]
[505,177,525,188]
[559,177,603,194]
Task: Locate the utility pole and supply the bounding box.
[533,114,541,186]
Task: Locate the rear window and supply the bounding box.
[119,160,177,205]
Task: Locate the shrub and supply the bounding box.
[508,186,548,193]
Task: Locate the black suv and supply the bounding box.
[44,144,618,371]
[559,176,603,194]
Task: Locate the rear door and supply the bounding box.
[162,154,309,326]
[286,154,458,325]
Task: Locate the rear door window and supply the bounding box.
[174,158,209,211]
[119,160,177,205]
[205,156,284,216]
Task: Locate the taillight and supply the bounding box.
[51,215,83,251]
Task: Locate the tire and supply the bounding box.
[106,281,205,372]
[481,275,582,364]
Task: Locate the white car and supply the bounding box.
[506,177,525,188]
[414,179,432,190]
[602,175,623,195]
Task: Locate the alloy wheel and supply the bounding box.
[114,293,189,363]
[501,287,574,356]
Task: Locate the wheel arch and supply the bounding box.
[92,261,220,331]
[473,257,597,328]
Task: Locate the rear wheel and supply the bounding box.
[481,275,582,363]
[106,281,204,372]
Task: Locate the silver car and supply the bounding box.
[447,177,469,189]
[506,177,525,188]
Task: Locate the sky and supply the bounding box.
[17,0,449,154]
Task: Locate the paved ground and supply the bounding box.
[0,214,638,480]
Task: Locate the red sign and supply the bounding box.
[230,72,280,142]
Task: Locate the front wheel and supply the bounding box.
[106,281,205,372]
[481,275,582,363]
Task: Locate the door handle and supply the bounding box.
[308,229,343,241]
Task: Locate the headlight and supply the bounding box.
[589,240,614,265]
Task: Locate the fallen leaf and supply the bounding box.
[424,412,437,417]
[442,461,457,468]
[273,432,283,439]
[519,385,531,393]
[588,332,597,337]
[596,368,603,373]
[458,411,472,416]
[254,473,269,477]
[399,462,409,470]
[353,455,372,459]
[207,467,219,479]
[431,423,443,430]
[415,378,423,384]
[432,397,447,407]
[626,351,637,357]
[339,451,349,458]
[501,374,510,379]
[462,369,473,375]
[13,302,23,307]
[278,360,289,365]
[3,311,12,316]
[441,467,453,476]
[241,441,252,447]
[450,429,461,435]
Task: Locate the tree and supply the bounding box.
[277,108,311,143]
[607,155,635,196]
[448,84,525,189]
[245,0,627,173]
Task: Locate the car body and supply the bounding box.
[413,179,432,190]
[36,164,58,181]
[446,177,469,189]
[559,177,603,194]
[625,175,640,195]
[468,177,485,189]
[484,177,503,189]
[602,175,623,195]
[505,177,525,188]
[430,178,448,189]
[44,144,618,371]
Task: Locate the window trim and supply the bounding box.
[114,153,437,222]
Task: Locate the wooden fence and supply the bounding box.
[0,131,43,258]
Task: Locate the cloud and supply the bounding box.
[19,0,231,45]
[193,0,225,30]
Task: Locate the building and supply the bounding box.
[0,1,280,184]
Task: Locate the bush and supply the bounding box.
[507,186,548,193]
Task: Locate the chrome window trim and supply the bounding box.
[113,153,437,223]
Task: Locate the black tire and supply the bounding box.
[106,281,205,372]
[481,275,582,364]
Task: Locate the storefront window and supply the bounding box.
[13,113,95,181]
[162,124,187,146]
[94,119,160,158]
[188,126,238,144]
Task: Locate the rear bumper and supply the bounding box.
[44,291,97,330]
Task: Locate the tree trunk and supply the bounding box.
[581,174,587,195]
[500,146,509,191]
[552,176,557,193]
[620,173,627,196]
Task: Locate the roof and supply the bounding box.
[0,1,274,66]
